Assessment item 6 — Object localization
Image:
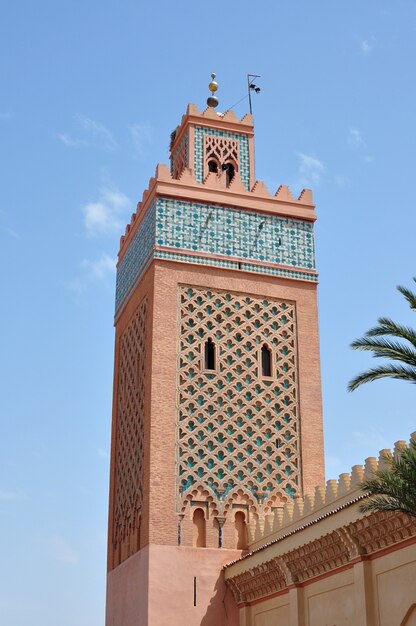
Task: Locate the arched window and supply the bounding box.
[261,344,272,377]
[224,162,235,185]
[234,511,248,550]
[192,508,206,547]
[204,338,216,370]
[208,159,218,173]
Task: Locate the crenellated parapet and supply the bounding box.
[244,434,416,551]
[224,433,416,605]
[118,163,315,257]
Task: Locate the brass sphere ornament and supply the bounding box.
[207,72,219,108]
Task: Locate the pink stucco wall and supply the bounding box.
[106,545,241,626]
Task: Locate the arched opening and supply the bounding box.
[208,159,218,173]
[261,344,272,377]
[235,511,248,550]
[192,508,206,547]
[223,162,235,185]
[204,338,216,370]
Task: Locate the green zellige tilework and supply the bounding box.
[156,199,315,270]
[155,250,317,283]
[115,203,156,311]
[193,126,250,190]
[115,198,316,315]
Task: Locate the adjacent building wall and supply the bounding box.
[225,436,416,626]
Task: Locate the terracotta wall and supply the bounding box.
[148,259,324,547]
[106,545,241,626]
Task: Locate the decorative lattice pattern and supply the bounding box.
[204,134,240,178]
[113,299,147,553]
[194,126,250,189]
[171,132,188,179]
[177,286,300,513]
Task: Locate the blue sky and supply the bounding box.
[1,1,416,624]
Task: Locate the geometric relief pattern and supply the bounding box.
[227,558,287,602]
[177,286,300,514]
[194,126,250,189]
[115,203,156,312]
[282,530,350,583]
[227,557,287,603]
[113,299,147,560]
[156,199,315,269]
[204,134,240,176]
[115,198,316,317]
[171,132,188,179]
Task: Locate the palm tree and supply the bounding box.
[348,277,416,392]
[359,440,416,517]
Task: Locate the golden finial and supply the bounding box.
[207,72,219,108]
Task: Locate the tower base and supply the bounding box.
[106,545,241,626]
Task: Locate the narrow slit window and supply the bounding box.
[224,162,235,185]
[204,338,216,370]
[192,508,206,548]
[235,511,248,550]
[261,344,272,377]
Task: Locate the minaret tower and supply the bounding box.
[106,76,325,626]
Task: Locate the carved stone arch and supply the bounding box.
[180,484,219,518]
[223,487,259,521]
[401,604,416,626]
[263,492,288,515]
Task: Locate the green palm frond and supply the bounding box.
[350,337,416,366]
[397,277,416,311]
[366,318,416,348]
[348,364,416,391]
[359,441,416,517]
[348,277,416,391]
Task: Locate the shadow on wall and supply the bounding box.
[201,573,239,626]
[402,604,416,626]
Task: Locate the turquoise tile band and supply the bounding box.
[115,199,317,313]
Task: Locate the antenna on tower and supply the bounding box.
[247,74,261,115]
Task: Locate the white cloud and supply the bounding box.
[334,174,350,188]
[0,490,22,500]
[50,535,80,565]
[348,127,366,150]
[81,253,116,280]
[4,226,20,239]
[352,428,389,450]
[348,127,373,162]
[129,123,153,157]
[75,114,117,150]
[361,36,376,55]
[296,152,325,187]
[82,187,130,236]
[67,253,116,297]
[56,133,87,148]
